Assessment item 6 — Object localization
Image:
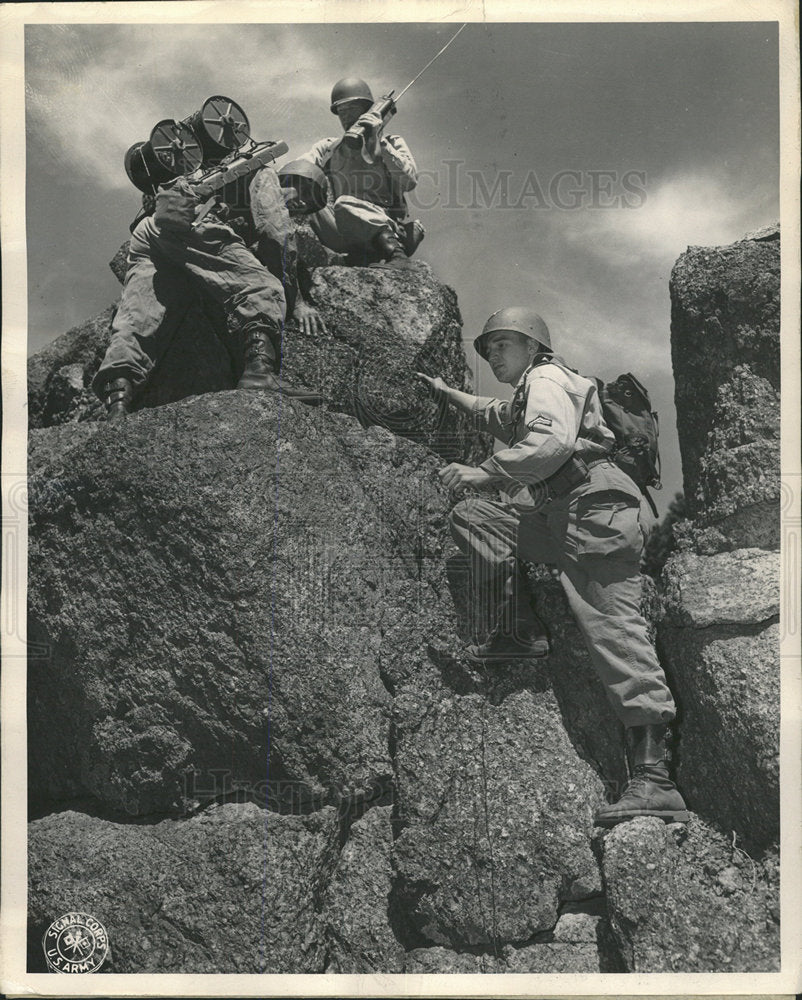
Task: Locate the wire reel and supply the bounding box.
[124,119,203,194]
[183,95,250,163]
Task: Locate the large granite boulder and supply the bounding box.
[602,816,779,972]
[658,549,779,852]
[28,238,483,463]
[27,396,459,816]
[393,665,605,948]
[28,804,340,973]
[670,226,780,546]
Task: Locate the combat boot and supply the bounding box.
[466,627,549,663]
[465,566,549,663]
[104,377,133,423]
[237,325,325,404]
[370,226,415,270]
[594,724,690,826]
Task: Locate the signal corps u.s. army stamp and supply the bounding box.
[42,911,109,973]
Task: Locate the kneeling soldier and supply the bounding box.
[417,307,689,827]
[93,164,324,421]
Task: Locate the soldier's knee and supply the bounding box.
[449,497,488,534]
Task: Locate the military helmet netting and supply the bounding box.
[473,307,552,360]
[330,77,374,113]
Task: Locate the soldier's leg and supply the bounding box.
[92,219,196,418]
[333,196,411,267]
[554,492,688,824]
[556,493,675,725]
[309,205,355,255]
[149,219,322,403]
[449,497,552,660]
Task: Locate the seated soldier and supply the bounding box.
[93,160,325,422]
[295,77,424,268]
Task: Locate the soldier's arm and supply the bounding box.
[415,372,514,437]
[478,375,578,485]
[381,135,418,192]
[297,137,338,170]
[248,167,300,301]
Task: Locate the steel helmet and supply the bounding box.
[473,307,552,361]
[330,77,374,114]
[277,159,329,214]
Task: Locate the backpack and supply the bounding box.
[594,373,662,515]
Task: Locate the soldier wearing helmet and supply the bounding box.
[93,153,327,421]
[292,77,423,268]
[416,308,689,827]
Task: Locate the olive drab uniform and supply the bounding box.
[92,167,294,398]
[450,357,677,727]
[297,134,419,257]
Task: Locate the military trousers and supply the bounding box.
[449,469,676,727]
[310,195,394,257]
[93,215,286,397]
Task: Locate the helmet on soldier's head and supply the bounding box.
[330,78,374,114]
[277,159,329,214]
[473,307,552,361]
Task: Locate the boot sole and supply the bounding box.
[595,808,691,827]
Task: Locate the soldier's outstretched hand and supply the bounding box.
[415,372,451,403]
[295,300,327,337]
[439,462,494,494]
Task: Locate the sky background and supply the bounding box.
[24,20,779,515]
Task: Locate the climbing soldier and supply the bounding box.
[416,307,690,827]
[93,159,325,421]
[293,77,424,268]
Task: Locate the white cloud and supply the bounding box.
[555,169,777,267]
[25,25,336,192]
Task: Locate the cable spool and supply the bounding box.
[184,96,250,164]
[124,119,203,193]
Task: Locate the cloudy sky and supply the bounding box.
[23,19,779,512]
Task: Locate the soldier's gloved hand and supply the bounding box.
[439,463,495,495]
[294,300,327,338]
[415,372,451,404]
[154,178,199,234]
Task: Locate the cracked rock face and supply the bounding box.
[28,804,340,973]
[28,396,459,815]
[670,228,779,545]
[602,816,779,972]
[393,674,604,947]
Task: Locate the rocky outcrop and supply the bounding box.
[670,225,780,547]
[28,804,340,973]
[602,816,779,972]
[657,227,781,857]
[28,236,483,464]
[26,223,781,973]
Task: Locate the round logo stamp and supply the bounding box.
[42,911,109,973]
